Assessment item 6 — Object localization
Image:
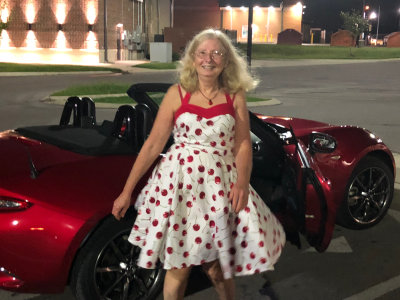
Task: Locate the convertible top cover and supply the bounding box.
[16,125,136,156]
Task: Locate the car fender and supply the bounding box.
[307,126,395,208]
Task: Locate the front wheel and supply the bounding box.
[337,156,394,229]
[70,211,165,300]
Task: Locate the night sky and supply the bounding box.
[303,0,400,34]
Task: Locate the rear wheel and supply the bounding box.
[337,157,394,229]
[71,212,165,300]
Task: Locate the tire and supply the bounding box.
[337,156,394,230]
[70,210,165,300]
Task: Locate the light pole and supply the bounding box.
[369,7,380,45]
[398,8,400,31]
[376,5,380,43]
[247,0,253,67]
[362,0,365,18]
[104,0,108,63]
[362,5,369,40]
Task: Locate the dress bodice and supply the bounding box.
[172,86,236,154]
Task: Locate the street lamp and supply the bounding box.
[247,0,253,67]
[104,0,108,62]
[362,5,370,40]
[369,6,380,45]
[375,6,380,44]
[363,4,369,19]
[398,8,400,31]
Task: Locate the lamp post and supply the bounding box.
[362,4,369,40]
[247,0,253,67]
[369,8,380,45]
[362,0,365,18]
[398,8,400,31]
[104,0,108,62]
[376,5,380,43]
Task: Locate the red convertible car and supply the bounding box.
[0,83,395,299]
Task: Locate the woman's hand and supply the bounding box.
[228,182,249,214]
[112,192,131,221]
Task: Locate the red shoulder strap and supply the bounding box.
[178,85,191,105]
[225,93,236,105]
[178,85,184,101]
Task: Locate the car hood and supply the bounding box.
[257,115,334,134]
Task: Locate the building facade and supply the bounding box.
[0,0,302,64]
[0,0,171,64]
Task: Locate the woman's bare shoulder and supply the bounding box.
[160,84,181,111]
[232,90,247,109]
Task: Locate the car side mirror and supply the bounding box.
[309,132,337,154]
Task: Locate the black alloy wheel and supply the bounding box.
[338,156,394,229]
[71,214,165,300]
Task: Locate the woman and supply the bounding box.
[112,29,285,300]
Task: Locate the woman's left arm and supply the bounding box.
[229,90,252,213]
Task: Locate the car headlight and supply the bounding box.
[309,132,337,153]
[0,197,32,211]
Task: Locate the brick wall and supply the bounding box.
[282,5,302,33]
[4,0,98,49]
[386,32,400,48]
[330,30,356,47]
[174,0,220,29]
[164,0,220,53]
[277,28,302,45]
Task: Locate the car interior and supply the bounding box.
[16,96,153,156]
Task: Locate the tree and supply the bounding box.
[340,10,369,44]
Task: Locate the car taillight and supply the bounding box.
[0,267,24,288]
[0,197,32,212]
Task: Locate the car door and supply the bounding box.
[292,137,334,252]
[249,112,334,252]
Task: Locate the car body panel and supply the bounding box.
[0,200,84,292]
[0,133,156,293]
[259,116,396,218]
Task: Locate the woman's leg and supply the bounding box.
[202,260,235,300]
[163,267,192,300]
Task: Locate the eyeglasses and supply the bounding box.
[195,50,224,61]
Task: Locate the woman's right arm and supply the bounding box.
[112,85,179,220]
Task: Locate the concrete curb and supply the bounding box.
[0,71,117,77]
[41,95,126,109]
[250,58,400,69]
[3,58,400,76]
[247,98,281,107]
[42,95,281,108]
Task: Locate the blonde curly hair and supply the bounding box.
[178,28,258,94]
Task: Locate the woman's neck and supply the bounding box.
[198,79,219,93]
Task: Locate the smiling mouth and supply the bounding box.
[202,65,215,69]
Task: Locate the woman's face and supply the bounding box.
[193,38,226,81]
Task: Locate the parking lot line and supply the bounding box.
[344,274,400,300]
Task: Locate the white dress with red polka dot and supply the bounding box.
[128,86,285,279]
